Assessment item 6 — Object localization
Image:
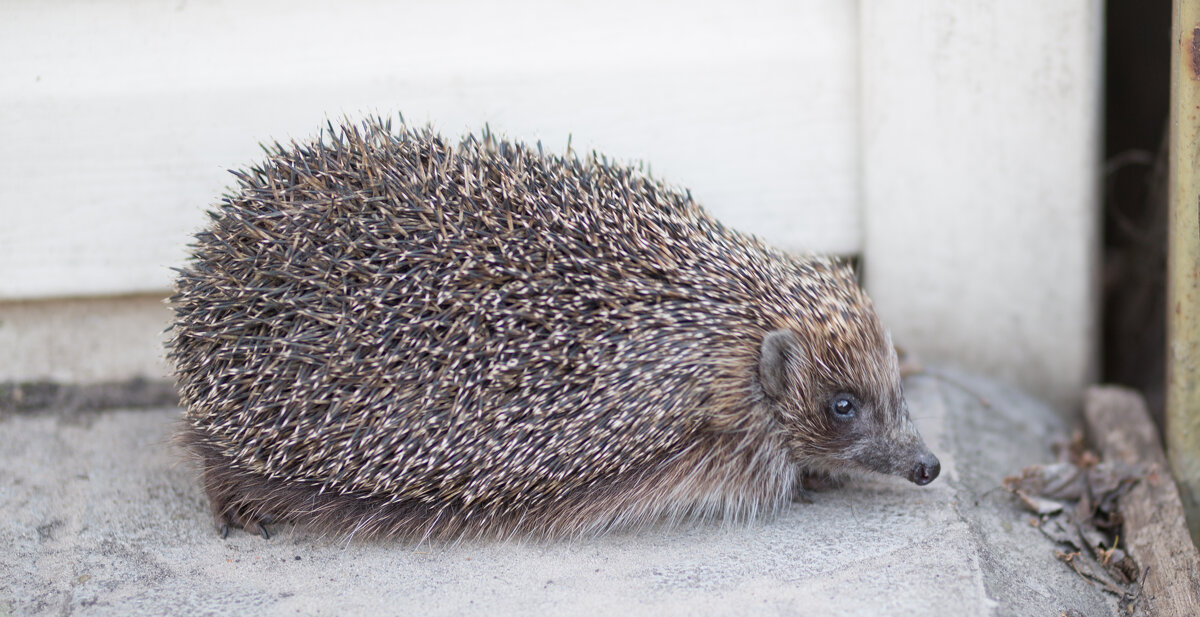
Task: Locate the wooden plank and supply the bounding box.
[858,0,1104,412]
[0,0,859,300]
[1084,386,1200,616]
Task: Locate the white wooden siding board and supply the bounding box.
[0,0,858,300]
[859,0,1103,411]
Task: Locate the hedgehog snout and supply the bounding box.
[907,451,940,486]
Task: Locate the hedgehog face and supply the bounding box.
[757,328,939,486]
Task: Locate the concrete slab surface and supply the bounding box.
[0,369,1121,616]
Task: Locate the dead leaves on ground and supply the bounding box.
[1004,432,1146,608]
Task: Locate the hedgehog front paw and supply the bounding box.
[791,470,844,502]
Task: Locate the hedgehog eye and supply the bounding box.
[829,393,857,420]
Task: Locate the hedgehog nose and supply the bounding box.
[909,453,940,486]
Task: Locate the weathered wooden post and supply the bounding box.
[1168,0,1200,545]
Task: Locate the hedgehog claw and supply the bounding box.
[253,522,271,540]
[224,511,272,540]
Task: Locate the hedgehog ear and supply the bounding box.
[759,329,806,400]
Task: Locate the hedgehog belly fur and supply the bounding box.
[181,419,796,540]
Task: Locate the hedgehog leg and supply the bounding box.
[207,485,272,539]
[183,425,277,539]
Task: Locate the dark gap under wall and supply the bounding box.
[1102,0,1170,433]
[0,379,179,415]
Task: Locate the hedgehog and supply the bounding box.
[168,116,940,541]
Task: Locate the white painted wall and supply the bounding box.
[860,0,1104,411]
[0,0,858,299]
[0,1,1103,411]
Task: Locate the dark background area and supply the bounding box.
[1102,0,1171,432]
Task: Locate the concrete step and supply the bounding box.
[0,369,1119,616]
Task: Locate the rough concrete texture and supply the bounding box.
[0,369,1120,616]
